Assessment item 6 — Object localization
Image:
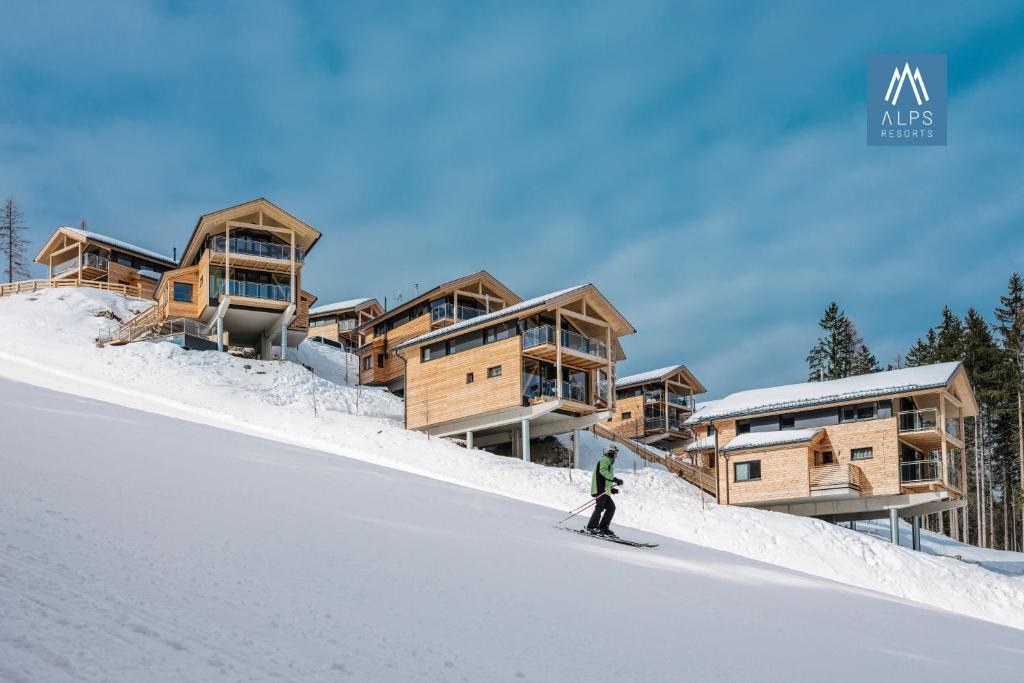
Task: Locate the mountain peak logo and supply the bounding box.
[884,62,930,106]
[867,54,946,146]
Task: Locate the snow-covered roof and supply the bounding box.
[720,428,823,453]
[309,298,377,317]
[684,435,715,452]
[616,365,684,387]
[136,269,161,280]
[63,227,177,265]
[394,285,588,350]
[685,362,962,425]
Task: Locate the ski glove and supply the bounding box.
[613,478,623,485]
[610,487,620,495]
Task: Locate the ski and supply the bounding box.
[557,526,658,548]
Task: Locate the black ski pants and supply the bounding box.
[587,494,615,530]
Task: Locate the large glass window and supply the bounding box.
[173,282,193,302]
[841,402,877,422]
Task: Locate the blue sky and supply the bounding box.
[2,1,1023,397]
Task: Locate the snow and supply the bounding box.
[395,285,588,350]
[136,269,161,280]
[720,428,823,452]
[62,226,177,265]
[685,435,715,452]
[308,297,376,317]
[5,379,1024,681]
[615,365,682,387]
[1,288,1024,639]
[555,429,666,473]
[685,362,961,424]
[857,520,1024,577]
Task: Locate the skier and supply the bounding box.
[587,445,623,536]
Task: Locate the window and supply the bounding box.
[487,365,502,378]
[734,460,761,482]
[779,414,795,429]
[621,411,632,420]
[737,421,751,434]
[421,340,447,362]
[851,447,874,461]
[377,354,385,368]
[841,402,876,422]
[362,356,372,370]
[708,425,716,436]
[466,372,474,384]
[485,322,517,344]
[173,282,193,302]
[820,451,834,465]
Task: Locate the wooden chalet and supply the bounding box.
[606,364,706,450]
[357,271,521,394]
[394,284,635,458]
[115,198,321,358]
[686,362,978,548]
[34,226,178,300]
[308,297,383,352]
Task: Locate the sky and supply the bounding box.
[2,1,1023,397]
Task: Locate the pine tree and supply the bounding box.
[934,306,966,362]
[994,274,1024,552]
[0,197,31,283]
[807,302,878,380]
[905,328,937,367]
[851,342,880,375]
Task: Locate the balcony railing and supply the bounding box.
[52,257,80,276]
[527,378,588,403]
[645,389,663,402]
[521,324,607,359]
[668,392,693,409]
[898,408,938,433]
[338,319,358,331]
[53,253,109,276]
[208,236,304,262]
[810,463,863,492]
[218,280,290,302]
[644,416,683,431]
[900,458,941,484]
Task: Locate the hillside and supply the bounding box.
[0,288,1023,637]
[4,377,1024,681]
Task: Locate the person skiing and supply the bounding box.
[587,445,623,536]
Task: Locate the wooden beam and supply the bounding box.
[555,309,563,399]
[940,398,948,491]
[558,308,609,328]
[605,325,613,411]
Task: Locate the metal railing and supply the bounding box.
[900,458,941,483]
[218,280,290,301]
[898,408,938,433]
[521,324,607,359]
[208,235,304,262]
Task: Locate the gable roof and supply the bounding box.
[309,297,380,317]
[394,283,635,353]
[35,226,177,266]
[616,364,707,394]
[685,362,969,425]
[358,270,522,333]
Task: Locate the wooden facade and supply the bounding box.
[395,284,635,452]
[34,227,178,300]
[308,298,383,352]
[691,364,978,522]
[115,198,322,358]
[606,365,706,449]
[358,271,522,393]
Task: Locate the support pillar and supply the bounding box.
[849,521,857,531]
[280,316,288,360]
[572,429,580,470]
[890,508,900,545]
[521,418,531,463]
[466,431,474,450]
[912,515,921,551]
[216,317,224,353]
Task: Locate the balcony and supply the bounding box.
[522,324,608,368]
[644,389,663,403]
[431,302,488,324]
[526,378,588,404]
[338,319,359,331]
[644,416,683,432]
[899,408,937,433]
[208,236,304,262]
[810,463,863,498]
[900,458,941,484]
[668,392,693,410]
[218,280,291,302]
[53,252,109,276]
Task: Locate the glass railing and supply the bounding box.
[522,325,555,348]
[83,253,109,269]
[338,319,358,331]
[945,417,960,440]
[219,280,290,301]
[900,458,941,483]
[457,304,487,321]
[645,389,663,402]
[208,236,304,262]
[520,324,607,359]
[668,392,693,409]
[898,409,938,433]
[526,378,588,403]
[431,303,454,322]
[52,257,80,276]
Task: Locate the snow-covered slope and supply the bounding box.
[3,378,1024,682]
[1,288,1023,634]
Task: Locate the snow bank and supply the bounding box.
[1,288,1023,631]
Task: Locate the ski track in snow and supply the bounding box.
[0,288,1022,635]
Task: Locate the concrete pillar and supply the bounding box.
[849,521,857,531]
[466,431,474,450]
[280,316,288,360]
[572,429,580,470]
[912,516,921,551]
[216,317,224,353]
[521,418,531,463]
[890,508,900,545]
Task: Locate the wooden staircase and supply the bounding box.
[592,423,717,495]
[107,304,163,345]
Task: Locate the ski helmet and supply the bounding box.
[603,445,619,457]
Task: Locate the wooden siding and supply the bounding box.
[405,336,523,430]
[723,443,812,505]
[606,395,644,437]
[360,313,433,385]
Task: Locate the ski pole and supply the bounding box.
[557,493,606,525]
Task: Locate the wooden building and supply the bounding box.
[393,284,635,458]
[686,362,977,546]
[115,198,321,358]
[307,297,383,352]
[606,365,706,449]
[357,271,521,394]
[34,226,178,300]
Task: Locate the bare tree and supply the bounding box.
[0,198,31,283]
